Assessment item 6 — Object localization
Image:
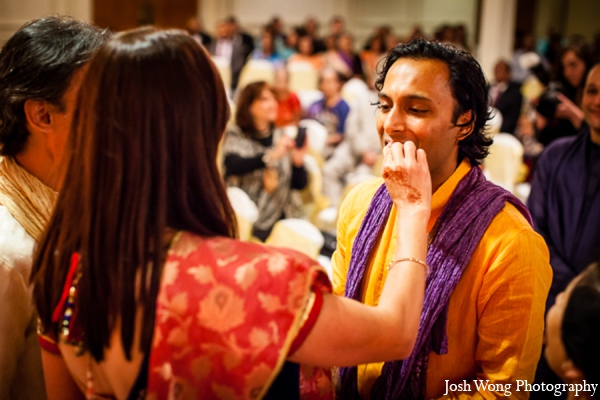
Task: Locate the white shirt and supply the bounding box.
[215,38,233,66]
[0,205,47,399]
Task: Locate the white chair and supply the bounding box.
[484,133,525,194]
[211,56,232,95]
[296,90,323,112]
[237,59,275,90]
[341,77,370,106]
[300,154,330,224]
[266,218,324,260]
[287,61,319,91]
[299,119,328,157]
[485,107,504,136]
[226,187,259,241]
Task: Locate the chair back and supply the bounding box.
[299,119,328,157]
[266,218,324,259]
[211,55,232,94]
[237,59,275,90]
[484,133,525,194]
[288,61,319,91]
[226,187,259,241]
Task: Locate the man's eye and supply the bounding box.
[410,108,428,113]
[372,101,390,111]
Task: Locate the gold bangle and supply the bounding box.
[387,257,430,276]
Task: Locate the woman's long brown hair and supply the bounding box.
[31,27,237,361]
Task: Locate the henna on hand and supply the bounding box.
[382,166,422,204]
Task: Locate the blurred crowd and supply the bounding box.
[185,13,600,250]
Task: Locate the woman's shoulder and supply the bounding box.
[225,123,244,137]
[163,232,332,298]
[171,232,322,270]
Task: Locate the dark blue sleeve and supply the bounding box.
[527,147,576,312]
[336,101,351,134]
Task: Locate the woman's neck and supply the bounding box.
[325,94,340,107]
[254,119,270,133]
[253,121,272,138]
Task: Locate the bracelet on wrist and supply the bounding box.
[387,257,430,276]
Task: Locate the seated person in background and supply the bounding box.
[322,94,381,209]
[0,16,108,399]
[489,59,523,134]
[360,35,386,89]
[545,262,600,399]
[288,34,324,70]
[528,62,600,392]
[223,81,307,241]
[184,16,212,47]
[322,35,353,78]
[304,16,326,53]
[273,68,302,127]
[333,38,551,399]
[32,27,433,399]
[277,26,304,60]
[337,33,364,81]
[305,68,351,158]
[208,19,251,91]
[251,27,283,66]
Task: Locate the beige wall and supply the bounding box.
[565,0,600,41]
[533,0,599,42]
[0,0,91,43]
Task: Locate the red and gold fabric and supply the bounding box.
[147,232,334,399]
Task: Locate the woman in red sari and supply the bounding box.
[31,27,431,399]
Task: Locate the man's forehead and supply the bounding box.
[380,58,452,97]
[386,58,449,81]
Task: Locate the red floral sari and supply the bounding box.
[147,232,334,399]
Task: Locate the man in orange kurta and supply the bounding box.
[332,39,552,399]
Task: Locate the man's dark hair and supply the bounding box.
[0,16,109,156]
[562,262,600,384]
[376,38,492,165]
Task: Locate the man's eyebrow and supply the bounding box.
[407,94,433,102]
[378,92,433,102]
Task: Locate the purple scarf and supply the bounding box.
[338,165,531,400]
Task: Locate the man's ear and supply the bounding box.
[23,99,53,134]
[456,110,474,141]
[562,359,585,382]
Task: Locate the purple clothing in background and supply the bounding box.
[305,98,350,137]
[527,126,600,311]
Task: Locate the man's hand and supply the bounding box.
[555,92,584,129]
[382,141,431,218]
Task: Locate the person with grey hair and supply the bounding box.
[0,16,108,398]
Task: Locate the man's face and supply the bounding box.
[49,66,87,166]
[216,22,229,39]
[582,65,600,139]
[376,58,469,189]
[319,70,341,98]
[562,50,587,89]
[494,62,510,83]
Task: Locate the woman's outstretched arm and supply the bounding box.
[289,141,430,367]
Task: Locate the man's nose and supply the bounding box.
[383,107,406,136]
